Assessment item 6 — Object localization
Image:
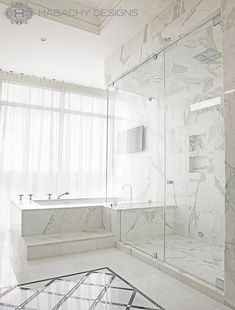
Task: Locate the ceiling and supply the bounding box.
[0,0,171,88]
[0,0,126,34]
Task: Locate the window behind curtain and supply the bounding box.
[0,78,107,226]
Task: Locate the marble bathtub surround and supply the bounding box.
[11,199,175,261]
[10,200,117,260]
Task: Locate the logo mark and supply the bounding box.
[4,2,33,25]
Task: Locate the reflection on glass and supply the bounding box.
[107,55,166,261]
[106,17,224,288]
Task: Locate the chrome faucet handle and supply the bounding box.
[18,194,24,201]
[28,194,33,201]
[47,193,52,200]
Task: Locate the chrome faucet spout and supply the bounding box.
[57,192,70,199]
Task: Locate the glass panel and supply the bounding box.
[165,19,224,286]
[107,54,166,260]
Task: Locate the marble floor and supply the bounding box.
[125,234,224,286]
[0,229,230,310]
[0,267,164,309]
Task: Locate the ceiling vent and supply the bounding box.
[194,48,222,64]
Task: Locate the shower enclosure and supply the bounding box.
[106,16,224,288]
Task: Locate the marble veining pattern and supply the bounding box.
[125,234,224,286]
[105,0,220,84]
[21,206,104,236]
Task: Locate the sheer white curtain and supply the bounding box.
[0,71,107,226]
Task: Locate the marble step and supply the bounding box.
[22,229,116,260]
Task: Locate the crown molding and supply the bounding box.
[0,0,126,35]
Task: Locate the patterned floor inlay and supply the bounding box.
[0,267,165,309]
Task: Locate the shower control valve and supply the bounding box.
[48,193,52,200]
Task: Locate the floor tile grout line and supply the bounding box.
[105,267,165,309]
[13,267,108,288]
[22,287,129,307]
[15,279,55,310]
[51,271,92,310]
[126,290,137,309]
[89,274,116,310]
[0,301,38,310]
[20,286,159,310]
[56,277,134,291]
[0,285,17,299]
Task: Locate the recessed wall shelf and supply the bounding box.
[189,134,207,153]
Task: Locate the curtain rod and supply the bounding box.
[0,68,106,99]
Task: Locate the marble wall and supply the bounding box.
[107,86,165,205]
[120,206,174,241]
[105,0,220,85]
[164,18,224,247]
[222,0,235,307]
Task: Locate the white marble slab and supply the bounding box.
[126,234,224,286]
[105,0,220,84]
[24,230,116,260]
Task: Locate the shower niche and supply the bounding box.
[189,133,207,154]
[189,133,208,173]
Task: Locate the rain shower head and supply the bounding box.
[194,48,222,64]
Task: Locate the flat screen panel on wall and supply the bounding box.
[118,126,144,154]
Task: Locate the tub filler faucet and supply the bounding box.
[57,192,70,199]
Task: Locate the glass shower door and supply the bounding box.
[164,18,224,286]
[106,54,166,261]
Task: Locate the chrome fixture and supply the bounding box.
[28,194,33,201]
[122,184,133,200]
[167,180,177,207]
[47,193,52,200]
[57,192,70,199]
[18,194,24,201]
[153,252,158,258]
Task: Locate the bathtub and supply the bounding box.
[11,198,111,236]
[10,198,118,260]
[10,197,175,259]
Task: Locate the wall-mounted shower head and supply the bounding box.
[194,48,222,64]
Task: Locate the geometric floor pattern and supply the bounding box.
[0,267,165,309]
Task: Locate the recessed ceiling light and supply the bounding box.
[40,37,47,42]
